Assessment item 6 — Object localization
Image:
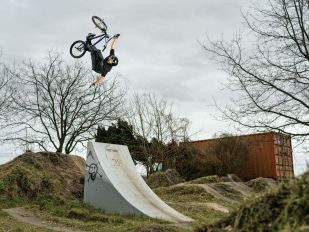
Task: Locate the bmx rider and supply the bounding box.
[87,33,120,86]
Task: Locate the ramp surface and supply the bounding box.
[83,142,193,223]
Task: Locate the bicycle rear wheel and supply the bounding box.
[92,16,107,31]
[70,40,86,58]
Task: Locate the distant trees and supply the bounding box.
[128,92,190,144]
[6,52,124,153]
[126,92,191,176]
[204,0,309,139]
[0,50,13,120]
[95,119,140,158]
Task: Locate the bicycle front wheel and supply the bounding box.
[70,40,86,58]
[92,16,107,31]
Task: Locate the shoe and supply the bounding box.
[86,33,96,44]
[86,33,96,40]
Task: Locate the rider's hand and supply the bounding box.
[114,34,120,38]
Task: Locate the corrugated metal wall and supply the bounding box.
[189,132,294,180]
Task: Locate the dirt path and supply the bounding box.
[2,207,84,232]
[201,202,229,213]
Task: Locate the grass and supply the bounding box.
[0,196,183,232]
[196,174,309,232]
[154,184,243,227]
[245,177,276,193]
[0,152,272,232]
[155,185,216,203]
[0,180,242,232]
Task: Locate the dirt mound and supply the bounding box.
[188,175,231,184]
[245,177,277,193]
[147,169,184,188]
[196,173,309,232]
[0,151,85,205]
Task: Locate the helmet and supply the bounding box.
[106,55,119,66]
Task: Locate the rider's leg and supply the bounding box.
[88,44,98,53]
[85,33,96,52]
[90,46,104,73]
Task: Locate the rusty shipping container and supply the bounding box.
[189,132,294,180]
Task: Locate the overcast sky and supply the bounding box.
[0,0,308,175]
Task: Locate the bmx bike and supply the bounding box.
[70,16,117,58]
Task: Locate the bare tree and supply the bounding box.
[129,92,190,143]
[127,92,190,175]
[6,52,124,154]
[0,49,13,120]
[204,0,309,139]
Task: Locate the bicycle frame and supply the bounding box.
[90,32,113,51]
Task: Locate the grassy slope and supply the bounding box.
[0,152,265,232]
[196,173,309,232]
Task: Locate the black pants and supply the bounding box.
[89,44,104,73]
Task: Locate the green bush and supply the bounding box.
[174,144,210,180]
